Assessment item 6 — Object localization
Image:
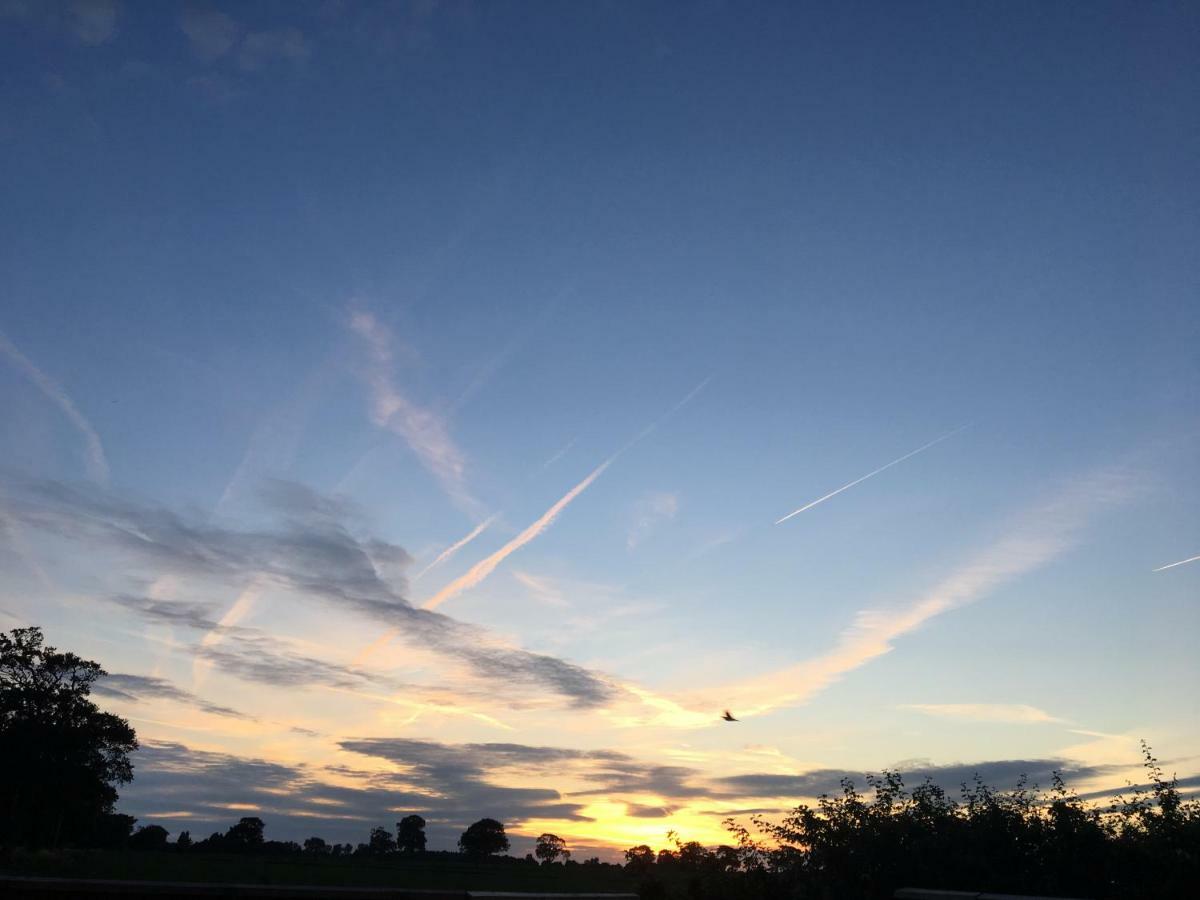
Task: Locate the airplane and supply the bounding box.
[722,710,738,722]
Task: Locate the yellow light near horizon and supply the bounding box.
[516,800,735,855]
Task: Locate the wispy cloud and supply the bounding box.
[0,329,109,484]
[1152,554,1200,573]
[901,703,1063,724]
[348,310,479,516]
[413,515,496,583]
[627,491,679,551]
[422,377,711,612]
[775,425,966,525]
[512,570,569,607]
[95,672,252,721]
[712,466,1136,720]
[4,478,616,707]
[180,6,240,60]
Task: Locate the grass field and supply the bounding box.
[0,849,638,893]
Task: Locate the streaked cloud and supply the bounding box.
[775,426,965,525]
[901,703,1062,724]
[714,758,1121,800]
[1152,553,1200,572]
[348,310,479,515]
[0,329,109,484]
[4,478,616,707]
[714,466,1136,719]
[94,672,252,721]
[627,491,679,551]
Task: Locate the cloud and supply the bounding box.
[180,6,240,60]
[420,376,711,613]
[901,703,1062,724]
[572,765,711,801]
[94,672,252,720]
[114,737,1151,851]
[238,27,311,70]
[3,478,614,707]
[511,570,568,607]
[348,310,477,515]
[413,515,496,583]
[0,329,109,483]
[339,738,623,824]
[776,426,966,525]
[67,0,117,45]
[625,804,673,818]
[627,491,678,551]
[712,466,1136,719]
[423,458,613,612]
[120,738,614,847]
[715,759,1121,799]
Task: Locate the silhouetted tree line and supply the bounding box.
[622,753,1199,900]
[4,626,1197,897]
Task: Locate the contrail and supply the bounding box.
[423,461,613,611]
[413,515,497,583]
[354,376,713,662]
[699,466,1134,722]
[775,425,966,525]
[1153,554,1200,573]
[0,329,109,484]
[422,374,713,612]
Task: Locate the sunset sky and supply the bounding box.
[1,0,1198,857]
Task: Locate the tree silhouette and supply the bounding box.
[367,825,396,856]
[223,816,265,851]
[129,824,169,850]
[303,836,329,855]
[396,814,426,853]
[175,830,192,850]
[535,832,570,864]
[458,818,509,857]
[0,626,138,848]
[624,844,655,874]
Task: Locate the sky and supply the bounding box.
[1,0,1198,858]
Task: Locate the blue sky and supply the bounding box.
[1,0,1198,854]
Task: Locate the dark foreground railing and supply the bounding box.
[0,878,636,900]
[896,889,1092,900]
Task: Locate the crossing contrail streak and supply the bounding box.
[413,516,497,583]
[353,375,713,662]
[1152,554,1200,573]
[775,425,966,525]
[421,375,713,612]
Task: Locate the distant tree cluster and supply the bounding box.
[621,750,1200,899]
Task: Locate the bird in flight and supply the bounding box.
[722,710,738,722]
